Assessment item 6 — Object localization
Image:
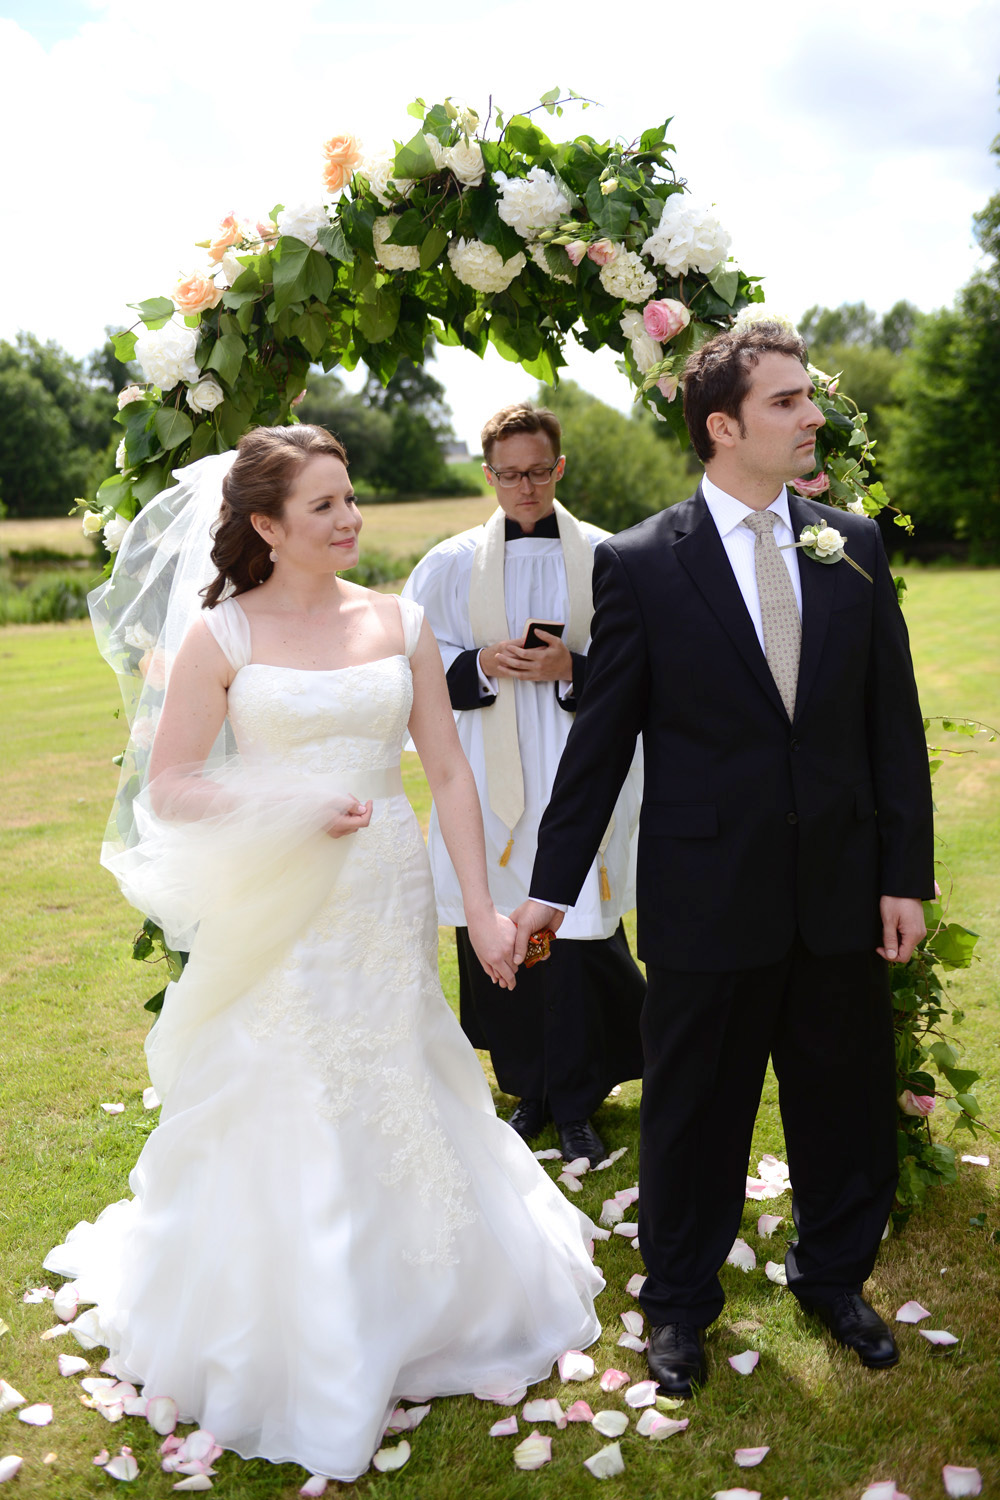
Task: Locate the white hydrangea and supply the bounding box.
[642,195,732,277]
[276,202,330,251]
[373,216,421,272]
[620,310,662,373]
[530,244,572,284]
[359,151,414,208]
[599,249,657,304]
[494,166,572,241]
[732,304,799,335]
[445,139,485,188]
[447,237,526,293]
[104,513,130,553]
[134,322,200,390]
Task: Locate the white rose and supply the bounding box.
[123,622,158,651]
[599,249,657,304]
[846,498,866,515]
[530,244,572,284]
[116,384,143,410]
[809,526,845,557]
[185,377,225,414]
[114,438,128,471]
[359,151,414,208]
[424,134,448,171]
[130,715,155,751]
[447,236,525,293]
[445,140,485,188]
[494,167,572,240]
[220,248,247,286]
[620,310,661,373]
[81,511,104,536]
[373,216,421,272]
[642,196,732,277]
[134,322,201,390]
[104,513,130,553]
[276,201,330,251]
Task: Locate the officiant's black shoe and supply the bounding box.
[647,1323,707,1399]
[798,1291,899,1369]
[507,1097,548,1142]
[556,1118,605,1169]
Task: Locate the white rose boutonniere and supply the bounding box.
[782,522,873,582]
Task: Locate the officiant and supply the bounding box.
[402,402,644,1167]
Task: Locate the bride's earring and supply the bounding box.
[269,547,278,562]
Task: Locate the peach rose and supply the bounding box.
[206,212,242,263]
[322,133,363,195]
[656,374,680,403]
[173,271,222,316]
[138,648,167,691]
[587,239,617,267]
[642,298,690,343]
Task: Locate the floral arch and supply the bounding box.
[85,92,988,1218]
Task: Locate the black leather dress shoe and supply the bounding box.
[799,1291,899,1369]
[507,1098,548,1142]
[556,1118,605,1168]
[647,1323,707,1398]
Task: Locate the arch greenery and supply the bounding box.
[82,91,992,1219]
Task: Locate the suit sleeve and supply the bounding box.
[445,648,497,709]
[863,523,935,897]
[530,542,650,906]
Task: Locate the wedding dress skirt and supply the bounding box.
[45,598,602,1480]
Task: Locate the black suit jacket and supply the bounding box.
[531,488,935,972]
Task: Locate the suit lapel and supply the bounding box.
[671,488,787,720]
[787,493,839,722]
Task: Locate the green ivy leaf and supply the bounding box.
[188,420,217,463]
[583,176,632,239]
[272,238,334,314]
[206,332,246,387]
[708,261,740,306]
[112,329,138,362]
[356,283,400,344]
[419,225,449,271]
[393,130,437,180]
[154,406,194,451]
[407,97,427,120]
[292,308,329,359]
[128,296,175,329]
[955,1092,982,1117]
[504,114,554,159]
[316,221,354,264]
[929,922,979,969]
[131,464,167,506]
[929,1040,959,1070]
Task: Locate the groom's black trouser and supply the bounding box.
[637,934,897,1330]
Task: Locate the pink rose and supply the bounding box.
[206,213,242,264]
[642,298,690,343]
[587,239,617,267]
[791,472,831,498]
[322,133,363,195]
[565,240,588,267]
[899,1090,935,1117]
[173,271,222,316]
[256,219,279,245]
[656,374,680,402]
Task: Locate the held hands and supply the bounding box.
[480,632,573,683]
[324,796,373,839]
[467,907,519,989]
[877,895,927,964]
[511,901,564,966]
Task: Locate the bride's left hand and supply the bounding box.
[467,908,518,990]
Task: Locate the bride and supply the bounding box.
[45,425,603,1481]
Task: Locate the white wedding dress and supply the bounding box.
[45,595,603,1481]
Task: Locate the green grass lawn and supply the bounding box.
[0,567,998,1499]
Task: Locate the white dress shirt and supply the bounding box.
[700,476,803,647]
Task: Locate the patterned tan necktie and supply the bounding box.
[742,510,801,719]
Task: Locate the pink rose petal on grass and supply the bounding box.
[727,1238,757,1272]
[626,1273,647,1297]
[960,1155,989,1167]
[592,1410,629,1438]
[101,1103,125,1115]
[557,1172,583,1193]
[104,1448,139,1481]
[624,1380,658,1408]
[534,1149,562,1161]
[92,1450,111,1466]
[474,1385,526,1405]
[558,1350,595,1382]
[0,1458,24,1483]
[19,1404,53,1426]
[373,1441,411,1473]
[728,1350,760,1375]
[735,1446,770,1466]
[757,1213,784,1238]
[58,1353,90,1377]
[617,1333,647,1352]
[23,1287,54,1303]
[614,1185,639,1208]
[562,1157,590,1177]
[599,1199,624,1226]
[0,1384,25,1415]
[513,1431,551,1470]
[920,1329,959,1346]
[594,1147,628,1170]
[942,1465,983,1497]
[490,1414,519,1437]
[636,1409,689,1438]
[600,1368,629,1392]
[584,1441,625,1479]
[172,1480,213,1493]
[861,1484,903,1500]
[146,1396,179,1435]
[299,1478,329,1498]
[620,1310,644,1338]
[613,1222,639,1239]
[565,1401,594,1423]
[896,1301,931,1324]
[523,1398,567,1428]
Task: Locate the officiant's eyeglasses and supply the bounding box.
[486,458,563,487]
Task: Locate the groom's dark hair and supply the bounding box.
[683,322,808,463]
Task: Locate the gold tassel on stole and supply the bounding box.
[499,832,514,867]
[599,862,611,901]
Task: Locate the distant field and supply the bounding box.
[0,516,95,557]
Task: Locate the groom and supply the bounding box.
[513,321,934,1395]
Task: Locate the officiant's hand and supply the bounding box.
[511,901,564,965]
[877,895,926,963]
[323,796,373,838]
[483,633,573,682]
[467,907,518,989]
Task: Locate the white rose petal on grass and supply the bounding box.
[22,1287,54,1304]
[727,1238,757,1272]
[765,1261,788,1286]
[757,1155,790,1190]
[961,1155,990,1167]
[372,1440,410,1473]
[474,1385,526,1405]
[557,1172,583,1193]
[728,1350,760,1375]
[624,1380,658,1408]
[522,1398,566,1428]
[713,1490,761,1500]
[641,1413,689,1439]
[620,1310,644,1338]
[101,1103,125,1115]
[757,1213,784,1238]
[613,1222,638,1239]
[861,1484,902,1500]
[558,1350,595,1382]
[0,1458,24,1483]
[489,1414,518,1437]
[565,1401,594,1423]
[143,1087,161,1110]
[594,1147,628,1170]
[513,1431,551,1471]
[57,1354,90,1377]
[385,1403,430,1434]
[19,1404,53,1426]
[625,1273,647,1297]
[0,1383,25,1415]
[146,1396,179,1435]
[562,1157,590,1178]
[896,1301,931,1324]
[599,1369,628,1392]
[104,1448,139,1481]
[942,1465,983,1497]
[583,1441,625,1479]
[599,1199,624,1226]
[592,1411,629,1438]
[534,1148,562,1161]
[172,1479,213,1493]
[617,1334,647,1352]
[734,1446,770,1467]
[299,1477,329,1497]
[920,1329,959,1346]
[39,1325,71,1341]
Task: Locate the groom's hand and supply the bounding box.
[877,895,926,963]
[511,901,564,966]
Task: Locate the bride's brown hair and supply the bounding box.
[201,425,350,608]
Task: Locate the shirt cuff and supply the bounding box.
[529,898,569,913]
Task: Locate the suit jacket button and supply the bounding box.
[786,811,799,825]
[790,738,800,751]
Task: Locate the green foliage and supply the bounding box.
[0,567,94,624]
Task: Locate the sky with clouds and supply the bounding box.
[1,0,998,447]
